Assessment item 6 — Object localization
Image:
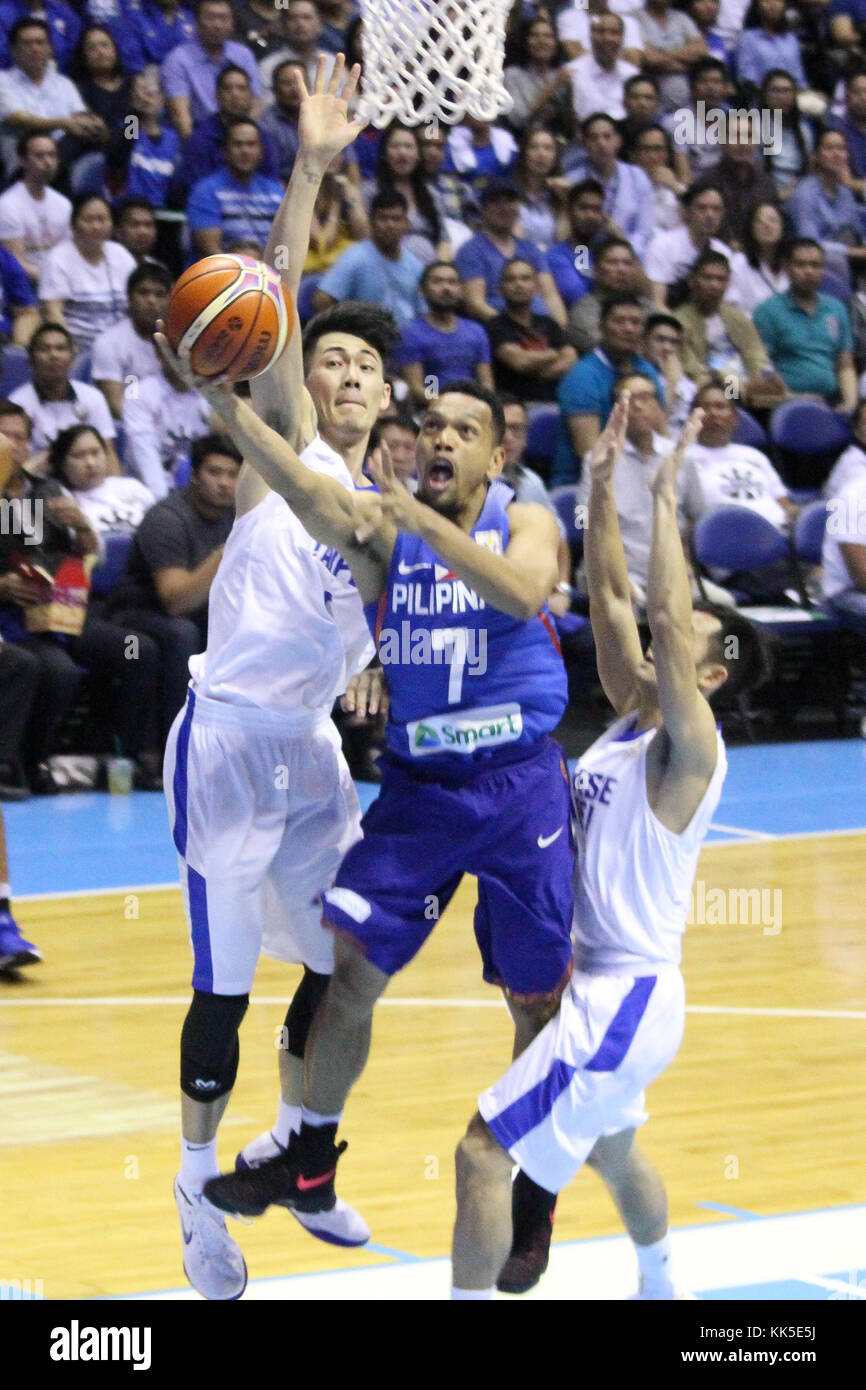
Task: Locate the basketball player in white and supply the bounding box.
[448,398,770,1299]
[164,58,396,1300]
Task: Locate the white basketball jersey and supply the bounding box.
[189,435,374,714]
[571,712,727,972]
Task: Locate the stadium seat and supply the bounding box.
[769,399,852,491]
[525,403,559,477]
[90,534,132,598]
[68,152,106,196]
[793,499,830,565]
[731,407,768,450]
[549,483,584,557]
[0,345,31,395]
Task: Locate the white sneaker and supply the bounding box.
[236,1131,371,1248]
[629,1281,696,1300]
[174,1176,248,1300]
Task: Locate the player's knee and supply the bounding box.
[455,1115,507,1194]
[283,967,330,1058]
[328,936,387,1020]
[180,989,249,1100]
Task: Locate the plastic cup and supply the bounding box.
[107,757,134,795]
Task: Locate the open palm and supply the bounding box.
[298,54,366,168]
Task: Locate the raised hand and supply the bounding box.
[365,441,426,534]
[650,406,704,495]
[587,393,629,483]
[153,319,234,411]
[298,55,366,173]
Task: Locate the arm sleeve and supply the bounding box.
[0,195,22,240]
[396,319,421,367]
[160,49,189,99]
[38,248,70,300]
[317,244,362,301]
[90,332,119,382]
[454,239,486,281]
[82,386,117,440]
[471,320,492,363]
[753,302,780,357]
[0,247,36,307]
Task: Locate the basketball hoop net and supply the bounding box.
[355,0,513,128]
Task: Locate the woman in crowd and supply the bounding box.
[48,424,153,538]
[39,195,137,351]
[71,25,131,130]
[626,124,686,232]
[727,201,791,314]
[302,160,369,286]
[363,123,448,262]
[759,69,815,198]
[503,15,574,142]
[513,124,569,250]
[735,0,808,96]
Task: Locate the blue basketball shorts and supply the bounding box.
[320,737,575,999]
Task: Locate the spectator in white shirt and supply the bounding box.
[48,422,154,537]
[91,262,170,420]
[565,14,640,123]
[38,193,136,350]
[823,399,866,498]
[0,18,104,178]
[122,357,213,499]
[644,182,732,307]
[0,133,71,286]
[726,201,791,316]
[557,0,644,65]
[643,311,697,433]
[10,321,121,472]
[822,472,866,631]
[678,377,797,531]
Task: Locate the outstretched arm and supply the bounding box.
[583,395,644,713]
[249,56,365,447]
[646,408,718,773]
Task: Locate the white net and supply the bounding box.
[356,0,513,128]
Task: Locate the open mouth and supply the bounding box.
[424,458,454,492]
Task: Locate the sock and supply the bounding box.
[299,1108,342,1168]
[179,1137,220,1194]
[302,1107,343,1127]
[451,1287,494,1300]
[635,1233,675,1296]
[0,884,11,914]
[273,1101,302,1147]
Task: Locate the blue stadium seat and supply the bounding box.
[0,345,31,396]
[793,499,830,565]
[731,407,768,450]
[90,534,132,597]
[549,483,584,555]
[770,399,851,455]
[525,403,559,474]
[68,152,106,196]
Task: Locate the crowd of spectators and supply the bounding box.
[5,0,866,800]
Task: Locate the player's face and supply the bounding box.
[306,333,391,440]
[61,431,108,490]
[415,393,504,518]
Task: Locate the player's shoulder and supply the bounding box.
[505,497,560,536]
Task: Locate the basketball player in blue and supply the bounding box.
[447,397,771,1299]
[168,361,576,1224]
[161,59,402,1301]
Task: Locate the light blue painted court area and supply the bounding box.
[7,738,866,898]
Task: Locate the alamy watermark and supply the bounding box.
[0,497,42,545]
[671,103,782,158]
[688,879,783,935]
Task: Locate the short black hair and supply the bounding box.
[370,189,408,216]
[116,196,156,222]
[691,249,731,276]
[599,291,644,322]
[499,256,536,286]
[612,370,661,402]
[16,129,56,159]
[595,236,635,264]
[302,301,400,369]
[127,262,172,295]
[786,236,824,262]
[10,16,51,45]
[568,178,605,206]
[0,399,32,433]
[420,259,460,291]
[682,182,723,208]
[694,373,735,405]
[645,312,683,337]
[695,601,773,701]
[221,116,261,147]
[425,379,506,445]
[581,112,619,138]
[625,73,659,96]
[216,62,250,90]
[28,321,75,357]
[688,56,727,87]
[190,432,243,472]
[70,192,111,227]
[497,393,528,415]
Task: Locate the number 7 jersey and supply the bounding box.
[365,480,568,773]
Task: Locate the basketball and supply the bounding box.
[165,253,294,382]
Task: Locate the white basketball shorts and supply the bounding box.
[478,963,685,1193]
[164,687,362,994]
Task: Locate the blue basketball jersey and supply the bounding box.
[366,480,567,772]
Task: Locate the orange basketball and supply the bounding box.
[165,254,294,382]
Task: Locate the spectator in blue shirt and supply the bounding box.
[563,112,654,259]
[313,190,425,330]
[258,58,302,181]
[552,291,663,485]
[443,112,518,194]
[105,69,182,207]
[0,0,81,73]
[161,0,262,139]
[735,0,808,94]
[316,0,358,55]
[547,178,609,307]
[826,72,866,188]
[827,0,866,56]
[127,0,196,69]
[787,127,866,281]
[174,62,280,200]
[186,117,283,257]
[754,238,857,409]
[0,240,39,343]
[454,179,566,325]
[397,260,493,408]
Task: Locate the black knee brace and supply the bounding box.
[180,989,249,1100]
[283,967,330,1059]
